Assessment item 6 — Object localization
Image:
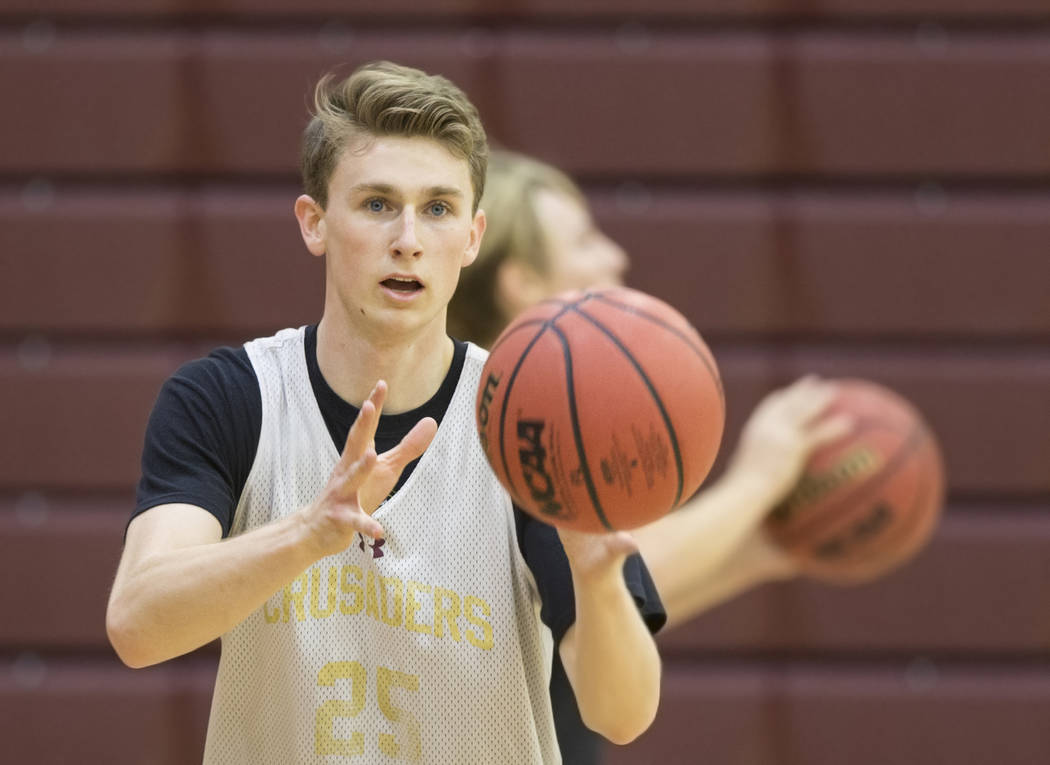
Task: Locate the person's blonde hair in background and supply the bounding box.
[448,150,627,348]
[449,148,852,762]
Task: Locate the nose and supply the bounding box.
[391,208,423,258]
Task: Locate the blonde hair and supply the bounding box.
[447,149,585,347]
[301,61,488,210]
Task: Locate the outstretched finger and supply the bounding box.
[382,417,438,471]
[340,381,387,469]
[339,400,377,471]
[368,379,388,417]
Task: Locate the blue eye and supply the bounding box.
[367,198,386,213]
[428,202,449,217]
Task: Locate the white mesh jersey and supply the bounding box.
[203,327,559,764]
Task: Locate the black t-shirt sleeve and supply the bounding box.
[132,346,262,537]
[515,506,667,645]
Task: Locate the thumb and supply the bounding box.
[385,417,438,469]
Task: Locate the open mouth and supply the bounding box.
[381,277,423,293]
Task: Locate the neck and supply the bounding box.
[315,315,454,414]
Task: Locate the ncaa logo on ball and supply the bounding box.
[516,418,571,522]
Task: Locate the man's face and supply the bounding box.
[300,134,485,342]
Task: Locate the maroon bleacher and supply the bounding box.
[1,3,1047,763]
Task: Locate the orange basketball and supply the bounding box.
[475,286,724,532]
[764,379,945,584]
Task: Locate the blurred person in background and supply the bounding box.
[448,149,852,764]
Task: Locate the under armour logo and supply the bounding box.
[358,534,385,559]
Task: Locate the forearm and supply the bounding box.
[661,529,797,624]
[107,511,319,668]
[632,469,784,628]
[562,569,661,745]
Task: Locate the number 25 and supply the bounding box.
[315,661,421,761]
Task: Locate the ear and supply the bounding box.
[461,208,487,268]
[495,258,549,317]
[294,194,327,257]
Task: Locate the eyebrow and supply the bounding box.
[350,183,465,199]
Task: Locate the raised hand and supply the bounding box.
[299,382,384,558]
[726,375,853,503]
[300,381,436,558]
[356,381,438,513]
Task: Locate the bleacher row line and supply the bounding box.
[2,33,1048,176]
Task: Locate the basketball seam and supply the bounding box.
[567,303,686,509]
[768,417,884,532]
[488,318,549,358]
[812,431,942,576]
[775,418,922,546]
[809,468,935,581]
[497,322,551,511]
[550,323,612,531]
[591,291,724,409]
[494,295,592,521]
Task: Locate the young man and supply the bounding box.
[449,150,852,764]
[106,62,663,764]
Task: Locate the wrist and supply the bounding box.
[289,507,329,565]
[569,561,625,599]
[720,462,793,509]
[559,528,637,585]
